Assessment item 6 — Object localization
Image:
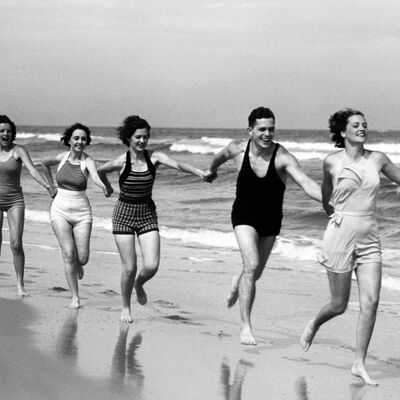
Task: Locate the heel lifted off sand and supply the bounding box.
[226,275,240,308]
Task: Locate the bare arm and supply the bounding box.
[203,140,244,182]
[85,156,113,197]
[379,152,400,184]
[15,145,55,196]
[35,152,66,191]
[283,149,322,202]
[96,155,125,192]
[152,152,204,178]
[321,157,334,215]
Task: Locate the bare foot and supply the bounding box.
[134,282,147,305]
[240,326,257,345]
[68,297,81,309]
[226,275,240,308]
[17,285,29,297]
[77,266,84,280]
[120,307,133,323]
[351,362,378,386]
[300,320,317,351]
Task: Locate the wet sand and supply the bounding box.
[1,220,400,399]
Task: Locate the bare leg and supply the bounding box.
[135,231,160,305]
[300,270,352,351]
[51,219,80,308]
[72,222,92,280]
[114,234,137,323]
[351,262,381,386]
[234,225,275,345]
[6,206,28,296]
[0,211,3,256]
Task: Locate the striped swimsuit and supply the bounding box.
[112,150,158,236]
[0,150,24,212]
[50,153,92,226]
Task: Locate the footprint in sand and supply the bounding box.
[52,286,68,292]
[100,289,119,296]
[163,314,204,326]
[153,299,179,309]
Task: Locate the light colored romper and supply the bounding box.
[318,153,382,273]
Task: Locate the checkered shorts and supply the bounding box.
[112,199,159,236]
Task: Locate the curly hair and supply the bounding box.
[0,115,17,142]
[117,115,151,146]
[328,108,365,148]
[248,107,275,127]
[60,123,91,147]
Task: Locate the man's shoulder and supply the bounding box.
[228,139,247,156]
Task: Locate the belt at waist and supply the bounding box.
[329,210,375,225]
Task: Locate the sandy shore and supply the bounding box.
[1,219,400,399]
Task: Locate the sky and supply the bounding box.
[1,0,400,130]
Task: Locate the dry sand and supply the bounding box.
[0,219,400,399]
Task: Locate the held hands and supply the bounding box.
[202,169,218,183]
[47,186,57,198]
[103,186,114,198]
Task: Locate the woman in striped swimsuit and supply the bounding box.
[98,115,205,323]
[0,115,55,296]
[40,123,112,308]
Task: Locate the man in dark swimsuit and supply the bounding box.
[204,107,321,345]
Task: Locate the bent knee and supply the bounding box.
[9,239,23,254]
[78,254,89,266]
[330,301,348,315]
[143,261,159,272]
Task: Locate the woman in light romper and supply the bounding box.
[300,108,400,385]
[39,123,112,308]
[0,115,55,296]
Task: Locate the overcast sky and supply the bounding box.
[1,0,400,129]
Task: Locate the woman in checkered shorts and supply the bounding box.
[98,115,205,323]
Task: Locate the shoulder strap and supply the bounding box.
[144,150,155,174]
[119,151,131,185]
[57,151,71,172]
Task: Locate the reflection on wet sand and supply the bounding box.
[220,358,254,400]
[111,324,144,396]
[56,309,79,361]
[295,376,376,400]
[295,377,310,400]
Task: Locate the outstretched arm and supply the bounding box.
[16,145,56,197]
[97,156,124,193]
[203,140,243,182]
[283,150,322,202]
[321,158,334,216]
[380,152,400,184]
[36,152,65,193]
[152,152,204,178]
[85,157,113,197]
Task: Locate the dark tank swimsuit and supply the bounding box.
[231,141,286,236]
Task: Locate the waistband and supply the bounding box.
[118,195,153,205]
[329,210,375,225]
[56,188,87,198]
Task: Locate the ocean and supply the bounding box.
[13,125,400,293]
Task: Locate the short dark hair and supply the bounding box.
[60,123,92,147]
[0,115,17,142]
[117,115,151,146]
[248,107,275,127]
[328,108,365,148]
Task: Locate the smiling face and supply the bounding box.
[69,129,88,152]
[342,114,368,145]
[127,128,150,152]
[0,123,13,148]
[248,118,275,149]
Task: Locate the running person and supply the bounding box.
[0,115,55,296]
[39,123,112,308]
[203,107,321,345]
[300,108,400,385]
[98,115,205,323]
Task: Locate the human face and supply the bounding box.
[0,123,13,148]
[128,128,149,151]
[248,118,275,148]
[342,114,368,144]
[69,129,88,152]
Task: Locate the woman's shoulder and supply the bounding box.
[324,149,343,164]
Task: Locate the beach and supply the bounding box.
[1,214,400,400]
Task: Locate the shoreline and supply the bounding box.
[0,220,400,399]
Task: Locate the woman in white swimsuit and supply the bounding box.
[300,108,400,385]
[40,123,112,308]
